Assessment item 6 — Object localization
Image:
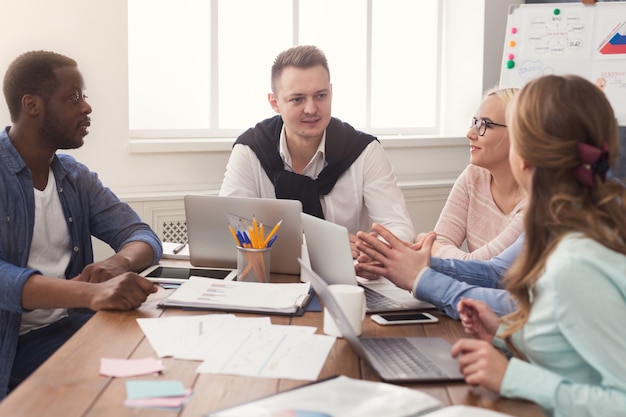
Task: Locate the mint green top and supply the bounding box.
[498,234,626,417]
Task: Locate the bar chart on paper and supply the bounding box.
[158,276,312,314]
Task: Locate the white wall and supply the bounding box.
[0,0,224,195]
[0,0,520,258]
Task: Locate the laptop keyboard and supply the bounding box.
[362,286,411,311]
[361,338,448,377]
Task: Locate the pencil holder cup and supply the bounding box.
[237,246,271,283]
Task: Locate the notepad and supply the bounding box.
[206,375,440,417]
[161,241,190,260]
[206,375,516,417]
[158,276,312,315]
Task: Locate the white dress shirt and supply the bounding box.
[219,128,415,241]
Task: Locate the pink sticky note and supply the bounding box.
[100,357,165,378]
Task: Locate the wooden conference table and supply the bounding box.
[0,271,546,417]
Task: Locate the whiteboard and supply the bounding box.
[499,2,626,124]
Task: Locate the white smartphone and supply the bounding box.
[370,312,439,325]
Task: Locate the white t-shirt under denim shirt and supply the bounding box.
[20,168,71,335]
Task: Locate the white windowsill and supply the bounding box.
[127,135,468,154]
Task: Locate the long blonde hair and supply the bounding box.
[500,75,626,356]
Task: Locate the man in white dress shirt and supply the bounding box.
[219,45,414,257]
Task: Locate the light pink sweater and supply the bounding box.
[434,164,525,260]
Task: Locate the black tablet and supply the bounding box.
[140,265,237,284]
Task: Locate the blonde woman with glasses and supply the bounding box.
[427,88,525,260]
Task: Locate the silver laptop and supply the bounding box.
[185,195,303,274]
[300,259,463,382]
[301,213,434,313]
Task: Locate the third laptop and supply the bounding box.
[300,258,463,382]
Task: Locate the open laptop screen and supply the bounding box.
[185,195,303,274]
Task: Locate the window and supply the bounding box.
[128,0,484,146]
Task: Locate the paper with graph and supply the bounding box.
[158,276,312,315]
[137,314,335,380]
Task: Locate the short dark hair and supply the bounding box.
[3,50,76,122]
[271,45,329,93]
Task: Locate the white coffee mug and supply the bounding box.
[323,285,366,337]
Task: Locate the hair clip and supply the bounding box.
[573,141,609,188]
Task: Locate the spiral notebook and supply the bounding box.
[158,276,313,316]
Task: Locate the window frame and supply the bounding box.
[127,0,487,154]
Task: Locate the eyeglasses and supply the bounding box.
[470,117,507,136]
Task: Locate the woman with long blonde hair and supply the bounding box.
[452,74,626,417]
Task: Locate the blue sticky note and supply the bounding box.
[125,380,186,400]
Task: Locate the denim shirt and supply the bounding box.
[413,234,523,319]
[0,128,162,400]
